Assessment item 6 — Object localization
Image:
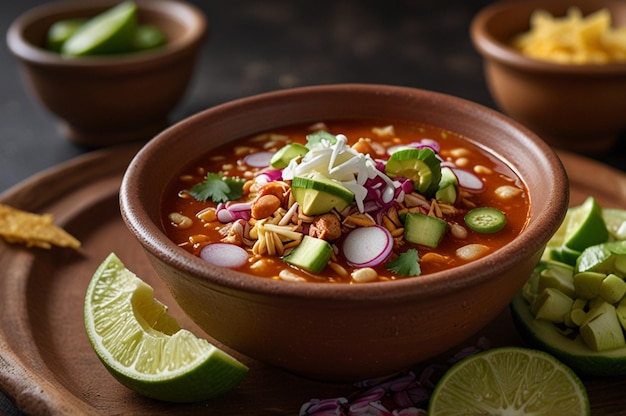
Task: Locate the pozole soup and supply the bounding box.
[162,120,529,283]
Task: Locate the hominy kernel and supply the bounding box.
[456,244,489,261]
[196,208,217,222]
[234,146,255,156]
[372,125,395,137]
[474,165,493,175]
[222,163,234,170]
[189,234,210,245]
[450,147,471,158]
[177,190,193,199]
[455,157,469,168]
[328,261,349,277]
[450,223,468,239]
[495,185,523,199]
[168,212,193,229]
[351,267,379,283]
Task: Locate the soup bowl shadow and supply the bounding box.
[120,84,569,381]
[471,0,626,154]
[6,0,207,147]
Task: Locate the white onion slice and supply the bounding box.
[199,243,248,268]
[342,225,393,267]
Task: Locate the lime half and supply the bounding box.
[84,253,248,402]
[62,1,138,56]
[428,347,590,416]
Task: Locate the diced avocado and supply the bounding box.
[403,212,447,248]
[599,273,626,304]
[617,297,626,330]
[580,302,626,352]
[270,143,309,169]
[570,307,587,327]
[538,263,576,298]
[292,172,354,216]
[573,271,606,299]
[529,288,574,324]
[283,235,332,274]
[435,167,458,204]
[385,148,442,197]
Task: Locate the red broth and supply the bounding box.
[162,119,530,283]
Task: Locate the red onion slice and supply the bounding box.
[451,168,485,192]
[244,151,275,168]
[342,225,393,267]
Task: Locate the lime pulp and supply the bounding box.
[84,253,248,402]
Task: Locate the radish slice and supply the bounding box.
[451,168,485,192]
[200,243,248,268]
[342,225,393,267]
[244,151,274,168]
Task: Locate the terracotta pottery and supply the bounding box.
[6,0,208,147]
[471,0,626,154]
[119,84,569,381]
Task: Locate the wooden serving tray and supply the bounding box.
[0,144,625,415]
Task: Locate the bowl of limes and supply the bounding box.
[7,0,207,147]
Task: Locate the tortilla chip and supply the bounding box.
[0,203,81,249]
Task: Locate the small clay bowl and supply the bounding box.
[471,0,626,154]
[7,0,207,147]
[120,84,569,381]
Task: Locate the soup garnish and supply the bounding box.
[163,120,529,283]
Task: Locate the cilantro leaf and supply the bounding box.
[386,249,421,277]
[188,173,245,203]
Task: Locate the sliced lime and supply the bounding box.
[428,347,590,415]
[61,1,138,56]
[84,253,248,402]
[563,197,609,252]
[46,18,86,52]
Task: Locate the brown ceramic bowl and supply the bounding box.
[120,84,569,381]
[6,0,207,147]
[471,0,626,154]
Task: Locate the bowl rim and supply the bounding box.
[470,0,626,76]
[120,83,569,302]
[6,0,208,68]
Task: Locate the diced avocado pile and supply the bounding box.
[524,198,626,353]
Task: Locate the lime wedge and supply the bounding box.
[61,1,138,56]
[84,253,248,402]
[46,18,86,52]
[428,347,590,416]
[563,197,609,252]
[603,208,626,240]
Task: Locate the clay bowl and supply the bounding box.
[120,84,569,381]
[471,0,626,154]
[6,0,207,147]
